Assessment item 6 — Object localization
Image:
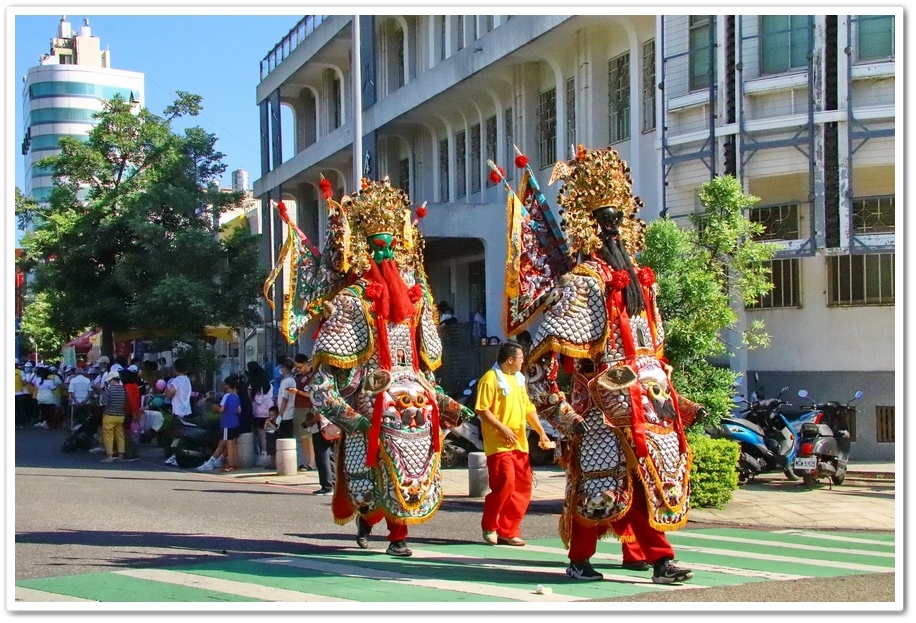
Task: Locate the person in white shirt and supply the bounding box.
[275,359,297,441]
[33,367,61,429]
[164,358,193,418]
[68,368,93,427]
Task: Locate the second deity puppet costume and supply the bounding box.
[499,146,705,583]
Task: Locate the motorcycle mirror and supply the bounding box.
[733,374,744,387]
[798,389,808,398]
[732,396,745,404]
[854,390,863,400]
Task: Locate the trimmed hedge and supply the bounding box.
[688,432,740,509]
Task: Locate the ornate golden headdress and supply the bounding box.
[550,145,647,256]
[340,177,418,273]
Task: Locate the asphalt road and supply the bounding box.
[12,427,897,605]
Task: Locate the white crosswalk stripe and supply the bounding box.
[114,568,353,602]
[257,555,588,601]
[672,532,896,559]
[406,547,710,590]
[520,544,806,581]
[773,530,897,547]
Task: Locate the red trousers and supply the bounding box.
[567,481,674,564]
[363,515,408,542]
[481,449,532,539]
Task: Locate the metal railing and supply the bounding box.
[260,15,330,80]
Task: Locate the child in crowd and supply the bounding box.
[197,376,241,473]
[264,405,280,470]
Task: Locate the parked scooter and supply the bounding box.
[442,379,483,468]
[167,412,223,468]
[792,389,862,488]
[441,377,558,467]
[710,385,800,483]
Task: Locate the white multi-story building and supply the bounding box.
[21,16,145,202]
[254,14,896,459]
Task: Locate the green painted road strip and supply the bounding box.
[14,527,896,604]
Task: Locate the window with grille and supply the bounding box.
[852,196,895,234]
[504,107,514,180]
[331,76,342,129]
[485,115,497,186]
[749,203,801,241]
[470,124,481,194]
[760,15,810,75]
[608,53,630,144]
[439,16,447,61]
[875,406,895,443]
[827,253,894,306]
[456,130,467,198]
[439,138,450,202]
[857,15,894,61]
[537,88,557,169]
[642,39,656,132]
[689,15,712,90]
[456,16,465,51]
[565,77,576,151]
[395,27,405,88]
[749,259,801,309]
[399,158,410,196]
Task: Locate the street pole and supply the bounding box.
[352,14,362,190]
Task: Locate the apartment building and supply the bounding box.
[254,14,896,459]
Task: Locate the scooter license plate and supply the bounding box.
[794,457,816,470]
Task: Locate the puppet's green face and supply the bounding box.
[367,233,395,262]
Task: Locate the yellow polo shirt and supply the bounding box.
[475,368,535,456]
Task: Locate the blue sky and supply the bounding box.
[12,12,303,193]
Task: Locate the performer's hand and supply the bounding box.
[538,435,555,450]
[572,419,590,435]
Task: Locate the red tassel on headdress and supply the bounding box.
[514,154,528,169]
[277,201,289,223]
[319,177,333,200]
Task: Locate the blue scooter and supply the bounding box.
[710,385,800,484]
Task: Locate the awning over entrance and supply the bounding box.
[63,328,101,352]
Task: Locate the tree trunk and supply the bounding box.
[101,326,115,359]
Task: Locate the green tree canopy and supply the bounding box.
[639,175,780,427]
[16,93,264,357]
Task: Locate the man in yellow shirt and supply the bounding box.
[475,341,554,546]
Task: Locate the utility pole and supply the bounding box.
[352,15,362,191]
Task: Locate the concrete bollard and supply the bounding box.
[468,451,489,498]
[275,438,298,476]
[236,432,255,469]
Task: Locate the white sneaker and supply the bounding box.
[256,453,269,467]
[196,459,215,471]
[212,457,225,468]
[40,421,50,429]
[89,446,105,454]
[164,455,178,466]
[33,421,45,428]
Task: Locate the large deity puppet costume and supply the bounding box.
[495,146,705,580]
[264,177,473,558]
